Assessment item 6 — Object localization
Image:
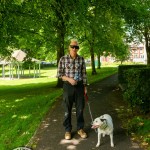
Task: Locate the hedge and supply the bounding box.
[122,67,150,113]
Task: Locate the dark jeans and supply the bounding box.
[63,81,85,132]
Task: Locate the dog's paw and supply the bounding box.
[96,143,100,147]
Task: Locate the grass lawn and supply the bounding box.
[0,66,118,150]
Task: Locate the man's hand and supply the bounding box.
[62,76,77,85]
[68,78,77,85]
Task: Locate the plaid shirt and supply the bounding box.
[57,54,87,85]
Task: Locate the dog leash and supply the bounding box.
[84,93,97,133]
[84,93,94,123]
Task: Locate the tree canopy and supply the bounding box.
[0,0,149,81]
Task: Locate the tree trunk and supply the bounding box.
[97,53,101,69]
[147,46,150,64]
[144,27,150,64]
[56,28,65,88]
[90,46,97,75]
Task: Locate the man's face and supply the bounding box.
[69,41,79,58]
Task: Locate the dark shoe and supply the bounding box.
[65,132,71,140]
[77,129,87,138]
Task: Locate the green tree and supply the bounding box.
[1,0,142,84]
[79,0,127,73]
[120,0,150,64]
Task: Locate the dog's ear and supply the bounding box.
[100,115,104,119]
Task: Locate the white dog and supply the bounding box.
[91,114,114,147]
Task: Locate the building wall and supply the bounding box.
[99,43,147,64]
[129,43,147,63]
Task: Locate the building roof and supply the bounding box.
[12,50,27,61]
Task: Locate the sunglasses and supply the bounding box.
[70,45,79,49]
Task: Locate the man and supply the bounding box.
[57,39,88,140]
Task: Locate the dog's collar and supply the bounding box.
[99,123,108,130]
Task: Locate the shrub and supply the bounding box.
[126,116,150,147]
[123,67,150,113]
[118,65,147,85]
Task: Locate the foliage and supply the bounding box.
[125,116,150,149]
[118,64,147,85]
[0,0,149,84]
[114,43,130,63]
[75,0,128,75]
[0,1,129,67]
[123,67,150,113]
[120,0,150,64]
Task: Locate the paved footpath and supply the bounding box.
[30,74,144,150]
